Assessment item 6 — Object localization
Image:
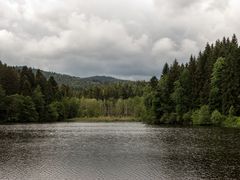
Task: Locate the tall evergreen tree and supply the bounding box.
[162,63,169,76]
[149,76,158,90]
[0,66,19,95]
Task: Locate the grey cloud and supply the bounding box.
[0,0,239,80]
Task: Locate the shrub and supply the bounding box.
[223,116,237,127]
[211,110,224,125]
[192,105,211,125]
[236,117,240,128]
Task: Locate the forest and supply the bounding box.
[144,34,240,127]
[0,35,240,127]
[0,62,146,122]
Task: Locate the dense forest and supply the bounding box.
[144,34,240,127]
[0,35,240,127]
[0,62,146,122]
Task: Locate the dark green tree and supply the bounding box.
[0,86,6,121]
[19,96,38,122]
[209,57,225,111]
[162,63,169,76]
[32,86,45,121]
[149,76,158,90]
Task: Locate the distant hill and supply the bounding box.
[15,66,127,89]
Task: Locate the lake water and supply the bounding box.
[0,122,239,180]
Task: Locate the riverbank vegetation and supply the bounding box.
[0,35,240,127]
[143,35,240,128]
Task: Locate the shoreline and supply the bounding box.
[67,116,140,123]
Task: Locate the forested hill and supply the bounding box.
[15,67,126,89]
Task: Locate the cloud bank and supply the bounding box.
[0,0,239,80]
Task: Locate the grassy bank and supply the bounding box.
[67,116,140,122]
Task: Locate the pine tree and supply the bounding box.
[21,79,32,96]
[19,96,38,122]
[46,76,59,103]
[149,76,158,90]
[221,36,239,114]
[0,66,19,95]
[35,69,47,95]
[162,63,169,77]
[187,56,198,109]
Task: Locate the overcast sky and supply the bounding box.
[0,0,239,80]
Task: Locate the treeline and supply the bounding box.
[0,62,145,122]
[0,62,76,122]
[143,34,240,127]
[1,35,240,126]
[77,81,146,100]
[66,97,145,118]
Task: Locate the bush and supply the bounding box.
[192,105,211,125]
[211,110,224,125]
[236,117,240,127]
[223,116,237,127]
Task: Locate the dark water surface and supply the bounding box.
[0,122,240,180]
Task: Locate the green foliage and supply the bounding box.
[162,63,169,76]
[223,116,237,127]
[236,117,240,127]
[5,95,38,122]
[79,81,147,100]
[19,96,38,122]
[1,34,240,126]
[32,86,45,121]
[63,97,80,118]
[79,98,102,117]
[209,57,225,111]
[192,105,211,125]
[48,102,60,121]
[48,101,65,121]
[0,64,19,95]
[5,94,24,122]
[149,76,158,90]
[142,35,240,127]
[211,110,224,125]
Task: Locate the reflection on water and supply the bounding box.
[0,122,240,180]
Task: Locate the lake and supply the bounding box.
[0,122,239,179]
